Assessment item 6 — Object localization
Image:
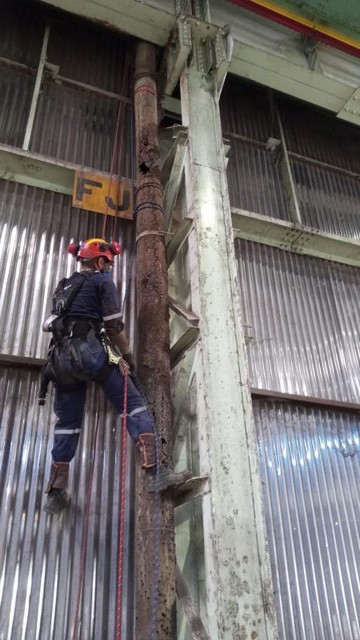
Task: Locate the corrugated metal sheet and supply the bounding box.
[227,139,289,219]
[221,78,360,234]
[291,160,360,238]
[0,5,133,178]
[254,399,360,640]
[220,80,273,143]
[0,4,44,67]
[236,239,360,403]
[29,81,132,175]
[0,67,35,147]
[0,365,134,640]
[47,15,131,93]
[221,82,290,220]
[0,179,135,358]
[0,178,136,638]
[0,9,137,635]
[279,99,360,174]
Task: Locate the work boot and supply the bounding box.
[146,466,193,492]
[43,462,70,514]
[136,433,192,492]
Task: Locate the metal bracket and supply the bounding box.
[303,35,322,73]
[168,296,199,327]
[188,16,232,89]
[338,86,360,126]
[162,15,232,97]
[169,293,200,370]
[161,128,188,232]
[170,327,200,370]
[163,16,192,96]
[167,217,193,267]
[176,564,210,639]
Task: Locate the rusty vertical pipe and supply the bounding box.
[133,41,176,639]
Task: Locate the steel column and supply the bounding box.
[179,30,279,640]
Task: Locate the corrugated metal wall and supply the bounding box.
[222,79,360,238]
[236,239,360,403]
[255,399,360,640]
[226,76,360,639]
[0,180,135,359]
[0,6,136,639]
[221,81,290,220]
[0,6,132,175]
[0,365,134,640]
[0,183,136,640]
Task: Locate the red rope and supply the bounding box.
[102,53,131,240]
[116,362,128,640]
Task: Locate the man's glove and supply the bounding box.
[122,351,136,373]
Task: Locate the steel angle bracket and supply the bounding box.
[162,16,192,97]
[338,86,360,126]
[214,26,232,94]
[186,16,232,92]
[170,326,200,370]
[161,15,232,97]
[161,129,189,233]
[169,296,200,370]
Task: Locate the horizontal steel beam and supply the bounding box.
[0,145,134,206]
[232,207,360,267]
[0,143,75,194]
[0,353,46,369]
[251,387,360,414]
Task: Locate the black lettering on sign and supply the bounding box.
[105,190,130,212]
[76,176,102,201]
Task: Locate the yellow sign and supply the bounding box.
[72,170,133,219]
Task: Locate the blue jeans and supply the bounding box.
[51,337,154,462]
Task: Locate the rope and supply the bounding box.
[135,230,166,244]
[116,361,129,640]
[136,182,163,196]
[134,202,165,217]
[102,50,131,240]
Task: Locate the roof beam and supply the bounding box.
[39,0,175,45]
[41,0,360,123]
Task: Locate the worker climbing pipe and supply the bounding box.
[40,237,191,515]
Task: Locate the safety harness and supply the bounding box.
[39,272,111,402]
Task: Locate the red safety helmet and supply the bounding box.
[68,238,122,263]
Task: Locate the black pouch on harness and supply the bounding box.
[45,331,90,386]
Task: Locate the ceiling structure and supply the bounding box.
[39,0,360,126]
[228,0,360,57]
